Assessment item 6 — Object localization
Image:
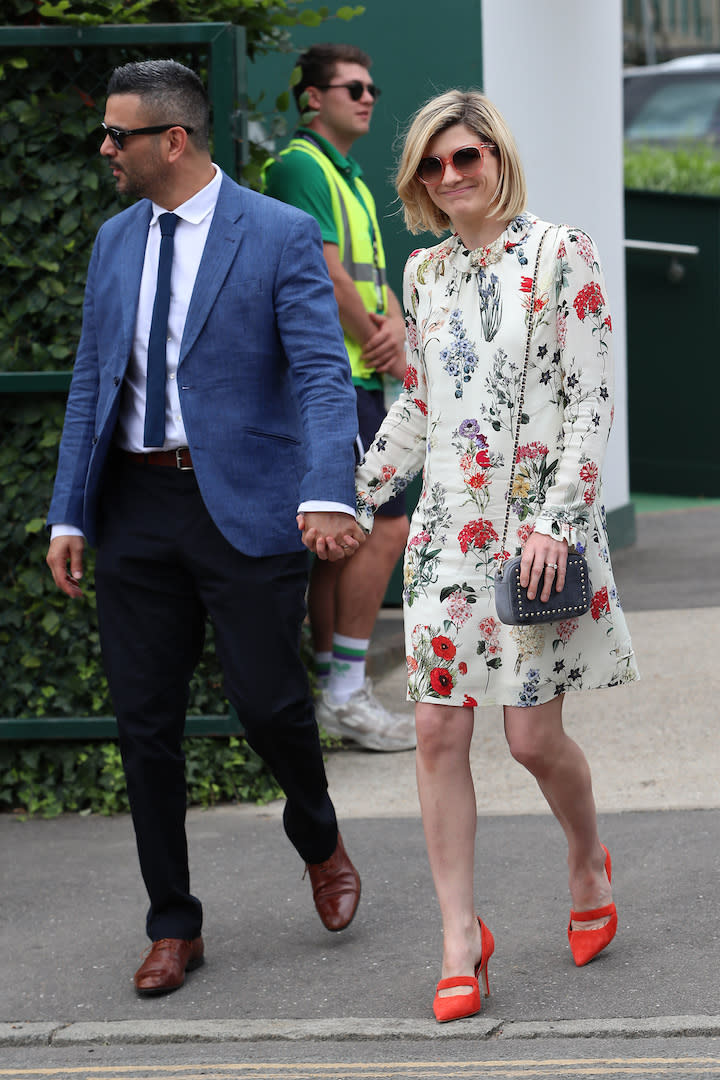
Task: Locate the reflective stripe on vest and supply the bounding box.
[279,137,388,380]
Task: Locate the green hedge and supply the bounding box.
[0,735,282,817]
[0,395,228,720]
[624,142,720,196]
[0,0,359,815]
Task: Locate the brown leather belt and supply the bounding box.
[121,448,194,470]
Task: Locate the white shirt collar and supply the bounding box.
[149,164,223,227]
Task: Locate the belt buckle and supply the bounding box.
[175,448,193,471]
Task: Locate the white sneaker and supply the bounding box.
[315,679,416,752]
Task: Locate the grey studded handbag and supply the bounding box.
[494,551,591,624]
[493,226,591,625]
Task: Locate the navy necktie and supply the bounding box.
[144,212,178,448]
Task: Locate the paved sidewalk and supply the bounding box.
[3,806,719,1037]
[1,506,719,1044]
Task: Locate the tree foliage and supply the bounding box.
[31,0,364,61]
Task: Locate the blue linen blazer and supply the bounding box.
[47,173,358,557]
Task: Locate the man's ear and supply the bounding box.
[304,85,323,112]
[166,125,189,162]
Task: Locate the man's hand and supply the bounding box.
[297,512,367,562]
[361,312,406,378]
[46,535,85,598]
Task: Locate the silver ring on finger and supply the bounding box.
[545,562,558,571]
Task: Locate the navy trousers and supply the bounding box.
[94,455,338,941]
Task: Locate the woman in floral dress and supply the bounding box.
[301,90,638,1021]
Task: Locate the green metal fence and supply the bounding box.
[625,188,720,497]
[1,24,247,739]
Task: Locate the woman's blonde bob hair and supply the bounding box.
[396,90,527,236]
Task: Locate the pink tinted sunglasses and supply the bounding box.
[416,143,495,185]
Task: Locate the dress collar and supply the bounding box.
[450,212,535,273]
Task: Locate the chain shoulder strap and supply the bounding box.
[497,224,553,561]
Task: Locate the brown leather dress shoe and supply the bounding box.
[133,936,204,995]
[306,832,361,932]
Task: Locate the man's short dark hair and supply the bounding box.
[293,43,371,108]
[107,59,210,151]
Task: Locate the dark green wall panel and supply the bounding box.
[250,0,483,297]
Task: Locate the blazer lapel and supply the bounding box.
[120,202,152,358]
[179,177,244,363]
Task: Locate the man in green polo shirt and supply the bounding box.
[265,43,414,752]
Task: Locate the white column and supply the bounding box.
[482,0,630,518]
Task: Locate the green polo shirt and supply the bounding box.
[265,128,382,390]
[264,128,366,246]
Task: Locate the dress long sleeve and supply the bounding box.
[355,251,430,532]
[530,227,614,554]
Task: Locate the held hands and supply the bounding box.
[360,312,407,379]
[46,535,85,598]
[297,511,367,562]
[519,533,569,603]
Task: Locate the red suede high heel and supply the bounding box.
[433,918,494,1023]
[568,845,617,967]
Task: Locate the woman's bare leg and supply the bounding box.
[415,701,483,992]
[504,696,611,925]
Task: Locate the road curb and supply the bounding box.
[4,1015,720,1047]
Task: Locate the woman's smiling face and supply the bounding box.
[421,122,502,241]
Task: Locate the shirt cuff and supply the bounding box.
[297,500,357,518]
[50,524,84,540]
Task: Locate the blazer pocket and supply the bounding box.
[244,426,300,446]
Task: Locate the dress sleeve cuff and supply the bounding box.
[354,492,376,535]
[533,514,588,555]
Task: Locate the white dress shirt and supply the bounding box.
[52,167,354,539]
[115,165,223,452]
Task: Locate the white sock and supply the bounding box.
[328,633,369,703]
[314,650,332,691]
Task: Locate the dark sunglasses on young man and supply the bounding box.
[101,121,194,151]
[315,80,381,102]
[415,143,495,185]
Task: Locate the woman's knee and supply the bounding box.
[504,698,564,773]
[415,704,472,763]
[507,729,547,772]
[505,719,560,775]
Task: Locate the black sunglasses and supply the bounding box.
[101,122,194,150]
[314,80,381,102]
[416,143,495,185]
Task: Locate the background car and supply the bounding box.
[624,53,720,143]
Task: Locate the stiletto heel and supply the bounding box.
[567,844,617,967]
[476,917,494,998]
[432,917,494,1023]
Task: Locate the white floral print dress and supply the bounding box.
[355,213,639,708]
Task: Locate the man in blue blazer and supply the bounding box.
[46,59,364,996]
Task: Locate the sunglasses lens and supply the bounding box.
[452,146,483,172]
[416,157,443,183]
[102,125,123,149]
[346,81,380,101]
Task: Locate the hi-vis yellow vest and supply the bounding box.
[278,136,388,381]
